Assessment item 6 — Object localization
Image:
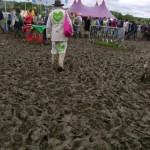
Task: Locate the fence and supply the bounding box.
[89,25,125,47]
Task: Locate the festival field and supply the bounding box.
[0,34,150,149]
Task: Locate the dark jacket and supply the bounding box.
[84,18,91,31]
[131,22,137,32]
[0,9,4,20]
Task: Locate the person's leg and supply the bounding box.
[14,22,19,37]
[73,25,77,38]
[58,53,65,71]
[43,29,47,43]
[56,41,67,71]
[51,42,58,66]
[76,26,80,38]
[14,28,18,37]
[79,26,82,38]
[0,21,4,33]
[18,22,24,38]
[18,28,22,38]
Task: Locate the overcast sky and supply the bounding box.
[61,0,150,18]
[12,0,150,18]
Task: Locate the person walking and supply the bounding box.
[46,0,73,71]
[84,16,91,38]
[14,8,24,37]
[9,6,16,32]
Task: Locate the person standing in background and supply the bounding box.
[9,6,16,31]
[14,8,24,37]
[31,7,38,24]
[24,10,33,24]
[43,10,51,44]
[84,16,91,38]
[103,17,107,26]
[0,6,4,33]
[46,0,73,71]
[74,13,82,38]
[123,19,129,34]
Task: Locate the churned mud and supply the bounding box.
[0,34,150,150]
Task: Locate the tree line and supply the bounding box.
[111,11,150,23]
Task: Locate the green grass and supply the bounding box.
[92,40,126,50]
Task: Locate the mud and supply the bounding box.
[0,34,150,150]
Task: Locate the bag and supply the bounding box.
[64,11,73,37]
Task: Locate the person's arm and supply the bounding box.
[46,13,52,38]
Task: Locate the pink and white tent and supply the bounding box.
[68,0,116,19]
[95,1,99,6]
[98,0,116,19]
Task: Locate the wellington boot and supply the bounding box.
[52,54,58,69]
[58,54,65,71]
[57,66,64,72]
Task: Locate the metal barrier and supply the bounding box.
[89,25,125,47]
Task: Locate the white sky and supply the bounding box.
[11,0,150,18]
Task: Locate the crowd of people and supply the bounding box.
[69,13,150,40]
[0,5,39,37]
[0,4,150,40]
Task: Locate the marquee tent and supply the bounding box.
[95,1,98,6]
[68,0,116,19]
[98,0,116,19]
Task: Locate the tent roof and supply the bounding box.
[68,0,116,19]
[98,0,116,19]
[95,1,98,6]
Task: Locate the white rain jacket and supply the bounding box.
[46,8,72,42]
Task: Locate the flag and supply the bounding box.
[65,0,68,4]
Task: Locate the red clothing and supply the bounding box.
[24,15,33,24]
[111,20,117,27]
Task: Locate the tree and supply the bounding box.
[111,10,150,23]
[111,11,123,20]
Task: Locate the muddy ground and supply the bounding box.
[0,34,150,150]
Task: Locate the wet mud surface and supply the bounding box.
[0,34,150,150]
